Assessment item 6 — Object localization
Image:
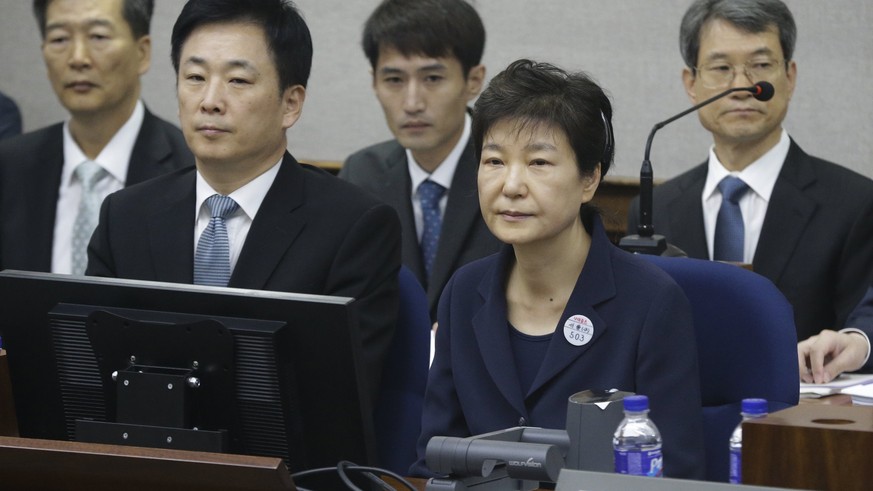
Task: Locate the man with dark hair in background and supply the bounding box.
[627,0,873,381]
[341,0,500,321]
[87,0,401,405]
[0,0,192,273]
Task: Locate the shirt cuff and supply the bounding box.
[840,327,872,369]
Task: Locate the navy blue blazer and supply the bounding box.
[413,215,706,480]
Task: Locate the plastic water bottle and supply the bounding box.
[613,394,663,477]
[729,398,768,484]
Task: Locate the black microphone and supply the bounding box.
[619,81,775,255]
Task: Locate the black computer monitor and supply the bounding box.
[0,270,375,473]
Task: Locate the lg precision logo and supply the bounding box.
[507,457,542,469]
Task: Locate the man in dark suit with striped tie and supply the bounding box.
[86,0,401,402]
[0,0,192,275]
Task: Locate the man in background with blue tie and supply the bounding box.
[627,0,873,354]
[340,0,500,321]
[0,0,192,275]
[86,0,401,402]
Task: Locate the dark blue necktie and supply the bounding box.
[194,194,239,286]
[419,180,446,279]
[713,176,749,262]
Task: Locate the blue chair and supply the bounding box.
[374,266,431,475]
[639,255,799,482]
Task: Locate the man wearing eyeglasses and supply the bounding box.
[628,0,873,382]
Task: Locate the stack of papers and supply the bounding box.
[799,372,873,398]
[841,384,873,405]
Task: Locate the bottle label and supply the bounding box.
[614,446,663,477]
[729,448,741,484]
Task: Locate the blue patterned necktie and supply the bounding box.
[713,176,750,262]
[71,160,108,275]
[418,179,446,279]
[194,194,239,286]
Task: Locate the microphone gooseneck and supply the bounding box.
[620,82,776,255]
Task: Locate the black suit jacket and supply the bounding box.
[340,139,500,319]
[86,153,402,402]
[628,140,873,341]
[0,91,22,140]
[846,285,873,371]
[0,108,193,271]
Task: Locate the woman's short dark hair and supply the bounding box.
[472,59,614,180]
[170,0,313,91]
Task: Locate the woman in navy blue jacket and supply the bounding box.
[412,59,706,480]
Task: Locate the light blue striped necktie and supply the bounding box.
[71,160,108,275]
[713,176,749,262]
[194,194,239,286]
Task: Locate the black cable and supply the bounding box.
[290,462,418,491]
[290,466,340,481]
[336,461,365,491]
[340,463,418,491]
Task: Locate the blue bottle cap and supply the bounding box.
[741,398,768,415]
[623,394,649,412]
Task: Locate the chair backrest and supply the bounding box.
[639,255,799,482]
[373,266,431,475]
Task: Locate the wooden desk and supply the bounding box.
[800,393,853,406]
[743,404,873,490]
[0,349,18,437]
[0,436,294,491]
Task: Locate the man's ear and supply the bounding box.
[137,34,152,76]
[281,85,306,129]
[682,66,698,104]
[465,64,486,101]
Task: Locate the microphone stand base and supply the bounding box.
[618,234,668,255]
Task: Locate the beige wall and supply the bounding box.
[1,0,870,179]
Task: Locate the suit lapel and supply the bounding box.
[229,153,306,290]
[429,141,480,306]
[472,245,528,417]
[753,141,817,283]
[126,109,184,185]
[147,171,196,283]
[666,165,708,258]
[380,147,426,284]
[30,125,65,270]
[526,217,616,397]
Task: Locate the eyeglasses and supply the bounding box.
[694,58,785,89]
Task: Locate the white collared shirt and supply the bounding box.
[702,129,790,263]
[52,100,145,274]
[194,157,282,272]
[407,113,471,241]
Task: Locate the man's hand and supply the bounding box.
[798,329,868,383]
